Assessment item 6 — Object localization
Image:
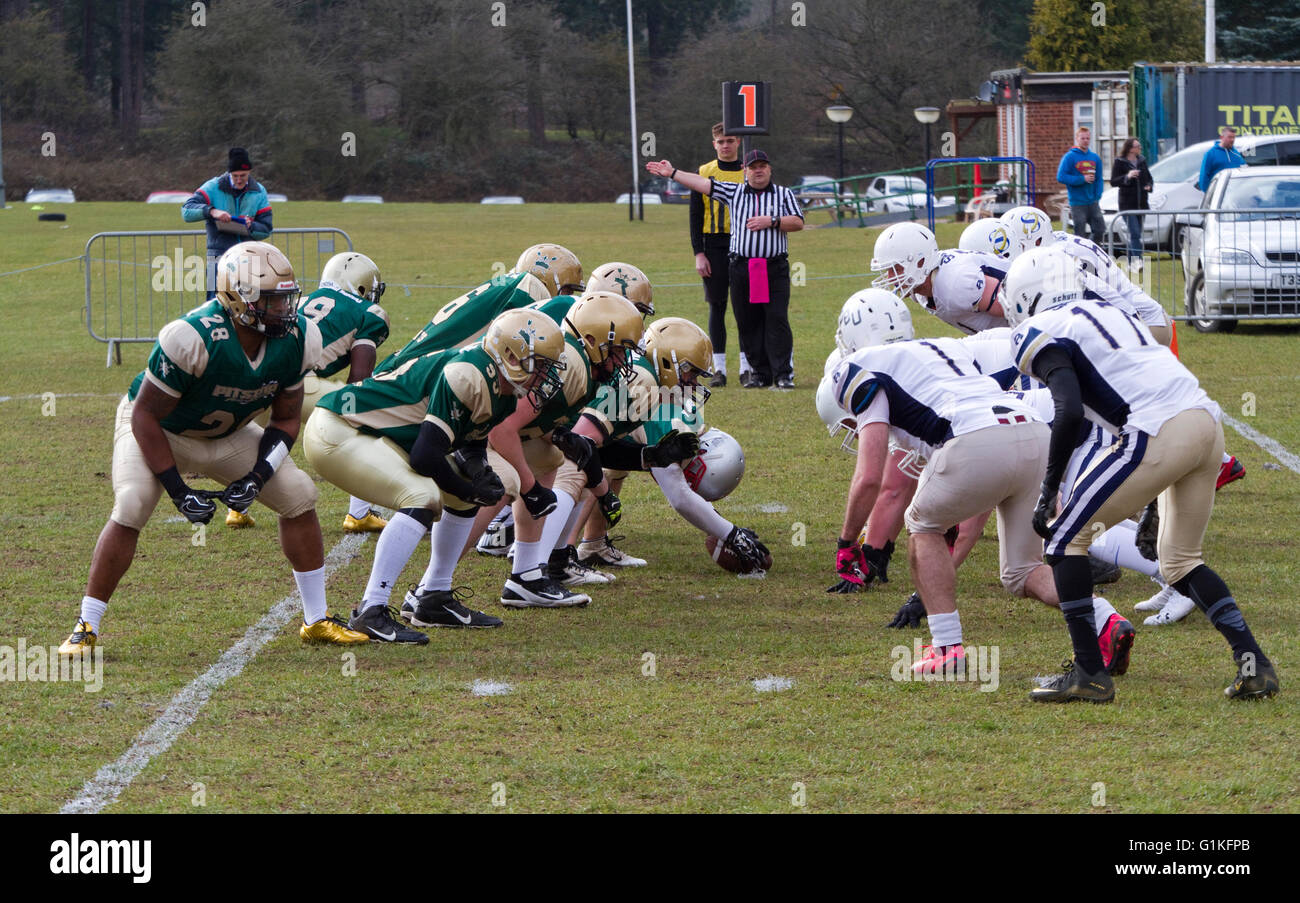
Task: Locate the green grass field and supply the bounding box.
[0,201,1296,813]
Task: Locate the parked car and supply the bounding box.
[840,175,956,215]
[792,175,837,207]
[25,188,75,203]
[266,193,288,203]
[1180,165,1300,333]
[146,191,191,204]
[615,193,662,205]
[341,194,384,203]
[1100,134,1300,254]
[481,195,525,204]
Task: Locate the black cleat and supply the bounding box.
[349,604,429,644]
[1089,555,1122,585]
[408,586,503,628]
[1030,659,1115,703]
[710,372,726,388]
[501,570,590,608]
[1224,658,1279,700]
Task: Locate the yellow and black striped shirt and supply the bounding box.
[690,159,744,253]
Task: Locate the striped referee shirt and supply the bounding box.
[709,178,804,258]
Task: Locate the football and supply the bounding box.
[704,534,773,574]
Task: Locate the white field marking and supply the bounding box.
[752,675,794,693]
[0,392,120,403]
[1221,413,1300,475]
[757,503,789,514]
[60,533,369,814]
[469,679,514,697]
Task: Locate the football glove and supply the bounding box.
[1032,482,1058,540]
[724,526,769,571]
[453,447,490,481]
[827,540,868,593]
[466,470,506,507]
[171,488,217,525]
[862,541,893,585]
[886,592,927,629]
[597,490,622,527]
[1135,499,1159,562]
[642,429,700,469]
[550,426,596,471]
[222,472,264,514]
[521,483,558,520]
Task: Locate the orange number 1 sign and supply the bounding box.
[738,84,757,128]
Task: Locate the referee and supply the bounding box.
[691,123,746,387]
[648,149,804,388]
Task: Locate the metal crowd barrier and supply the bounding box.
[84,228,352,365]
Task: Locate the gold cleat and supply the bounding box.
[342,510,388,533]
[226,507,256,528]
[300,614,370,645]
[58,619,98,657]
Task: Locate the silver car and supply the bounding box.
[1180,165,1300,332]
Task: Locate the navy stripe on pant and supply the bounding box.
[1047,430,1148,558]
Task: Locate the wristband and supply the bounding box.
[837,537,854,550]
[252,426,294,484]
[156,465,189,498]
[670,168,677,179]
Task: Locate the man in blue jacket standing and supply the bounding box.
[1056,127,1105,243]
[183,147,274,292]
[1198,127,1245,192]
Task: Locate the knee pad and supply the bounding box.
[400,507,437,528]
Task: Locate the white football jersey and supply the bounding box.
[1011,301,1220,436]
[961,327,1038,390]
[1013,386,1110,493]
[918,249,1009,335]
[1053,233,1167,327]
[832,339,1040,451]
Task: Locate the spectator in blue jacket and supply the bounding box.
[1198,127,1245,192]
[182,147,274,291]
[1056,127,1105,243]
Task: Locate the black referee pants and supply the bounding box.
[729,254,792,385]
[701,243,733,356]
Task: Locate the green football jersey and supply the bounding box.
[298,286,390,379]
[581,353,660,440]
[522,294,578,327]
[127,299,322,438]
[376,272,547,374]
[641,399,707,447]
[318,345,514,453]
[520,333,602,439]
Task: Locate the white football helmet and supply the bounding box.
[870,222,940,296]
[1002,247,1087,327]
[959,219,1015,260]
[816,375,858,453]
[835,288,915,354]
[1000,206,1056,256]
[823,347,845,379]
[683,428,744,501]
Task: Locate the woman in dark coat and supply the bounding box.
[1110,137,1154,269]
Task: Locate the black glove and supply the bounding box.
[725,526,770,571]
[862,542,893,585]
[1032,482,1057,540]
[171,488,217,524]
[886,592,927,629]
[1135,499,1159,561]
[642,429,700,468]
[222,472,264,514]
[453,447,490,481]
[467,469,505,507]
[597,490,622,527]
[521,483,557,519]
[550,426,596,471]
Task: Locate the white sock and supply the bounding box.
[347,496,371,519]
[362,511,428,609]
[295,567,327,624]
[560,495,586,545]
[79,596,108,633]
[418,510,476,593]
[712,352,726,375]
[512,539,545,576]
[537,492,577,563]
[928,610,963,647]
[1088,519,1159,577]
[739,352,751,374]
[491,506,513,528]
[1222,452,1232,464]
[1091,596,1119,633]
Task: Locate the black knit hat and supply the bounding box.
[228,147,253,172]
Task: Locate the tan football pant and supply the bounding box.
[1057,408,1222,584]
[303,408,476,515]
[905,422,1050,598]
[110,396,318,530]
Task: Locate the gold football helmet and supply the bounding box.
[215,241,300,338]
[564,291,645,380]
[642,317,714,405]
[586,261,654,317]
[320,252,385,301]
[514,244,583,297]
[483,308,567,408]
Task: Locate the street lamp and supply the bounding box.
[913,106,941,167]
[826,104,853,181]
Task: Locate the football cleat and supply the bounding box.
[578,535,647,568]
[1134,582,1173,612]
[1098,613,1136,676]
[476,521,515,557]
[1143,590,1197,626]
[300,615,370,645]
[342,510,388,533]
[548,546,614,586]
[349,604,429,644]
[226,507,255,528]
[1089,555,1122,586]
[58,619,97,657]
[911,644,966,677]
[1224,658,1279,700]
[501,571,591,609]
[407,586,503,628]
[710,372,727,388]
[1216,456,1245,490]
[1030,660,1115,703]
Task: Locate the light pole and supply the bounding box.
[913,106,940,168]
[825,104,853,181]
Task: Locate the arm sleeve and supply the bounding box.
[778,188,804,220]
[1198,151,1212,193]
[599,437,649,472]
[1057,154,1082,186]
[709,178,738,207]
[250,190,272,239]
[181,188,209,223]
[408,421,478,499]
[689,189,706,254]
[652,463,734,539]
[1109,159,1126,188]
[1031,345,1084,491]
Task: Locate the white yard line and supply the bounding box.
[60,534,369,814]
[1222,412,1300,475]
[0,393,120,403]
